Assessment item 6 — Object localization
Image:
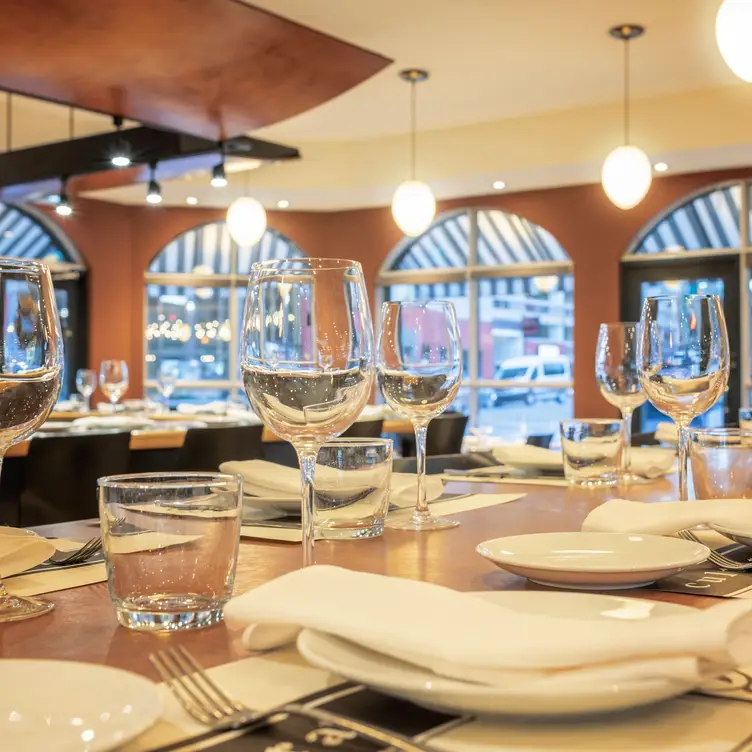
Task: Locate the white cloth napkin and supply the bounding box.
[0,528,55,578]
[220,459,444,505]
[583,498,752,535]
[224,565,752,688]
[176,401,229,415]
[72,415,156,430]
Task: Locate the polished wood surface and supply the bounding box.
[3,477,707,683]
[4,419,415,457]
[0,0,390,140]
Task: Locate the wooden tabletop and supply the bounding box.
[2,476,707,682]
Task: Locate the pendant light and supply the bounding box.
[716,0,752,82]
[110,116,131,167]
[226,167,267,247]
[211,142,228,188]
[145,162,162,205]
[391,69,435,237]
[55,109,75,216]
[601,25,652,210]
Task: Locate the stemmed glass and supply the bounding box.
[99,360,129,412]
[75,368,96,412]
[156,362,179,409]
[637,295,729,501]
[595,323,646,478]
[241,258,373,566]
[0,259,63,622]
[377,301,463,530]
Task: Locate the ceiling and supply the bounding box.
[81,0,752,210]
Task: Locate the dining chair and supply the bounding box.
[19,430,132,526]
[425,413,469,455]
[341,419,384,438]
[175,424,265,472]
[526,434,553,448]
[630,431,660,447]
[393,451,497,475]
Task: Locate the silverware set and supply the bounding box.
[48,536,103,566]
[678,529,752,571]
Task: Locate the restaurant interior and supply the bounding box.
[7,1,752,750]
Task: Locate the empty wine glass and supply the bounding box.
[241,258,374,567]
[0,259,63,622]
[99,360,129,412]
[637,295,729,500]
[156,362,179,409]
[75,368,96,412]
[595,322,647,478]
[377,300,463,530]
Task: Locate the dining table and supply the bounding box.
[7,474,752,751]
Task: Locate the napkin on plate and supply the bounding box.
[224,565,752,688]
[71,415,156,430]
[220,459,444,506]
[582,498,752,535]
[0,528,55,578]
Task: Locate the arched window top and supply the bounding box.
[629,184,743,255]
[384,208,569,272]
[0,202,79,265]
[148,221,305,275]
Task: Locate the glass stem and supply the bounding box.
[295,446,319,568]
[413,422,429,522]
[621,408,633,475]
[677,419,691,501]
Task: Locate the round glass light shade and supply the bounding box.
[391,180,436,236]
[226,197,267,247]
[716,0,752,82]
[601,145,652,210]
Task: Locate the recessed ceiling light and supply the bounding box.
[185,196,198,205]
[277,199,290,209]
[654,162,668,172]
[492,180,506,190]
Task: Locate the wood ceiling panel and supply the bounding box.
[0,0,391,140]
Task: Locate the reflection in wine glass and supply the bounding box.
[637,295,729,501]
[0,259,63,622]
[377,301,463,531]
[99,360,129,412]
[75,368,97,412]
[156,362,179,408]
[595,322,646,478]
[241,258,373,566]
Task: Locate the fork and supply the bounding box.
[48,536,103,565]
[150,646,430,752]
[677,529,752,571]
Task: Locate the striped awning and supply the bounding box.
[0,203,72,262]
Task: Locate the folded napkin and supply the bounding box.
[0,528,55,577]
[359,404,385,420]
[655,422,679,445]
[176,401,230,415]
[583,498,752,535]
[224,565,752,688]
[220,459,443,506]
[72,415,156,430]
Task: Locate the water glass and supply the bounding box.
[690,428,752,500]
[98,472,242,631]
[560,419,624,486]
[100,359,129,410]
[75,368,97,412]
[314,438,392,539]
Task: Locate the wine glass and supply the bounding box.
[377,300,463,530]
[637,295,729,501]
[75,368,96,412]
[0,259,63,622]
[99,360,129,412]
[595,322,647,478]
[156,362,179,409]
[240,258,374,566]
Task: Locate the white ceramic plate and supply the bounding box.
[476,532,709,589]
[710,523,752,549]
[0,660,162,751]
[298,591,695,716]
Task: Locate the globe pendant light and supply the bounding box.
[601,25,652,210]
[716,0,752,82]
[391,69,435,236]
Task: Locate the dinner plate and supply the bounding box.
[493,446,563,472]
[0,660,162,751]
[297,591,695,716]
[476,532,709,589]
[710,523,752,549]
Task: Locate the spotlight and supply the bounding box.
[110,115,131,167]
[185,196,198,205]
[146,163,162,205]
[211,162,227,188]
[492,180,506,190]
[653,162,668,173]
[276,199,290,209]
[55,177,72,216]
[112,155,131,167]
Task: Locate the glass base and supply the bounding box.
[115,594,225,631]
[0,594,54,623]
[569,476,617,488]
[386,514,460,531]
[316,522,384,540]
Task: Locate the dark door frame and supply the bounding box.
[51,272,88,398]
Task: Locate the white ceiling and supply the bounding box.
[78,0,752,210]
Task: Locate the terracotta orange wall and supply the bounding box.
[42,166,752,413]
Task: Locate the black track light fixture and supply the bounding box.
[110,115,132,167]
[145,162,162,205]
[55,176,72,216]
[210,141,228,188]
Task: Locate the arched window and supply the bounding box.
[144,221,305,403]
[0,202,86,398]
[621,181,750,432]
[378,208,574,442]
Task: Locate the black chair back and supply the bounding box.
[341,419,383,438]
[176,424,265,472]
[20,431,132,526]
[425,413,469,455]
[393,452,498,475]
[526,434,553,449]
[631,431,660,447]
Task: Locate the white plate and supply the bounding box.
[476,532,709,589]
[710,523,752,549]
[0,660,162,751]
[297,591,695,716]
